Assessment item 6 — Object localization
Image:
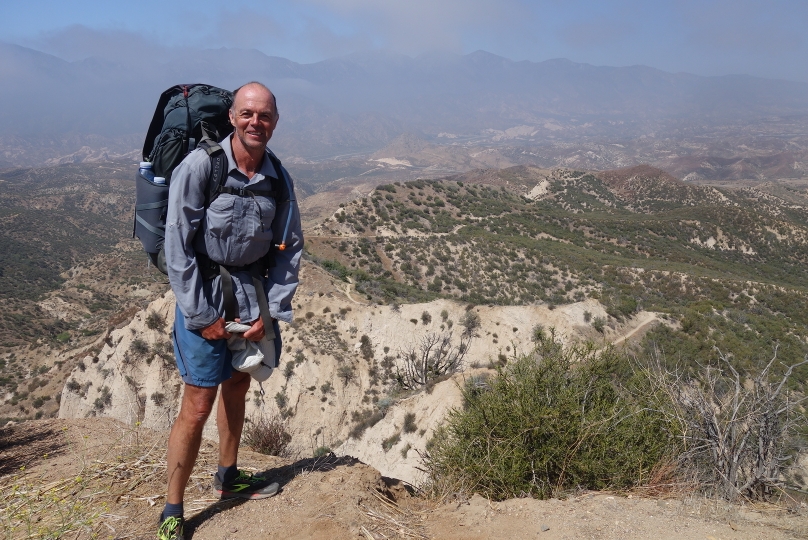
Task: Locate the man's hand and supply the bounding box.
[201,318,231,340]
[242,317,265,342]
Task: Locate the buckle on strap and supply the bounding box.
[221,186,251,197]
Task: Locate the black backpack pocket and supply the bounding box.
[149,128,186,180]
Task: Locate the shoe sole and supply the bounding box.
[216,481,280,500]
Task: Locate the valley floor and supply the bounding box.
[1,418,804,540]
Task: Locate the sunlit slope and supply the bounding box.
[306,164,808,378]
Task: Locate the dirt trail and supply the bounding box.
[1,419,804,540]
[343,278,365,305]
[612,311,659,346]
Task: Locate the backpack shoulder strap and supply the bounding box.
[265,150,296,256]
[266,151,288,202]
[198,139,227,208]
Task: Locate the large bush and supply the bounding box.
[423,340,677,500]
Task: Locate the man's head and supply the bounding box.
[229,82,279,156]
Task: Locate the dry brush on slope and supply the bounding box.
[642,345,808,502]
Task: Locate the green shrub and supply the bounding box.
[145,311,164,330]
[403,412,418,434]
[460,311,481,337]
[93,386,112,411]
[423,340,675,500]
[152,340,174,358]
[337,365,355,385]
[130,338,149,356]
[349,408,385,439]
[382,433,401,452]
[314,446,332,458]
[360,334,374,360]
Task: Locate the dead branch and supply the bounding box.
[395,331,472,389]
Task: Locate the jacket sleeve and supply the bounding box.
[165,151,220,330]
[266,165,304,324]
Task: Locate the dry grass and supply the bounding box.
[0,418,254,539]
[0,420,168,539]
[242,413,292,457]
[358,489,428,540]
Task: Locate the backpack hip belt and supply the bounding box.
[196,253,277,341]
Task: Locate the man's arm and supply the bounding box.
[266,165,304,323]
[165,151,221,330]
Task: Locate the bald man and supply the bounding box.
[158,82,303,540]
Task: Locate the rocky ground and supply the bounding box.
[1,418,805,540]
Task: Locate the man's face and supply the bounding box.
[229,85,278,153]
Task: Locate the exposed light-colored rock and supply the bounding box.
[58,274,655,485]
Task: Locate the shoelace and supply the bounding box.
[158,516,183,539]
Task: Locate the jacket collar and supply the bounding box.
[220,135,278,179]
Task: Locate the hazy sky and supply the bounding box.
[2,0,807,81]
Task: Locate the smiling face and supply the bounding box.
[228,84,279,157]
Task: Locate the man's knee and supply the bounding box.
[222,371,251,397]
[179,385,218,423]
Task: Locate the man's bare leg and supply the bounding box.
[166,384,218,504]
[217,370,251,467]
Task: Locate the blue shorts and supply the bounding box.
[172,305,232,387]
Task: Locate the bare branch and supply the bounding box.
[643,346,806,501]
[395,331,473,389]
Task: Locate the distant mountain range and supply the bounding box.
[2,43,808,169]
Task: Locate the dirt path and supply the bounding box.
[612,311,659,346]
[1,419,805,540]
[342,278,365,305]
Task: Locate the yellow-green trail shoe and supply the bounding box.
[212,469,280,499]
[158,515,184,540]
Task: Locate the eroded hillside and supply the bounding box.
[58,257,656,485]
[45,161,808,489]
[4,159,808,429]
[304,164,808,383]
[0,163,168,423]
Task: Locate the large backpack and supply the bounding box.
[144,84,234,180]
[134,84,234,272]
[133,84,292,275]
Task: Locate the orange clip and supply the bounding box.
[278,243,286,251]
